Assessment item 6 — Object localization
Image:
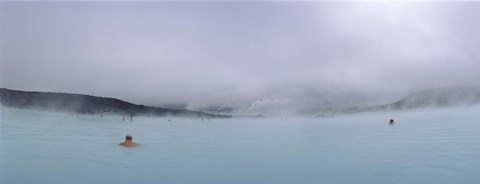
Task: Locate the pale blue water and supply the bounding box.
[1,106,480,184]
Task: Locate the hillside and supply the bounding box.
[372,87,480,111]
[310,87,480,117]
[0,88,228,118]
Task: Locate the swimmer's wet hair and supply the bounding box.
[126,135,133,141]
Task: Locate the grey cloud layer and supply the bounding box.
[1,2,480,111]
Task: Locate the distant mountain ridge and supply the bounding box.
[0,88,228,118]
[314,86,480,116]
[185,87,480,116]
[371,86,480,111]
[3,87,479,118]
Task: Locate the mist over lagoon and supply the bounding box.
[2,2,480,114]
[2,1,480,184]
[2,106,480,184]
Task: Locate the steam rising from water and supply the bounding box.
[2,105,480,183]
[1,2,480,113]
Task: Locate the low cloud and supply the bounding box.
[1,2,480,114]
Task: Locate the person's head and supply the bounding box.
[125,135,133,141]
[390,119,394,123]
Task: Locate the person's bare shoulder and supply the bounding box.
[119,141,139,147]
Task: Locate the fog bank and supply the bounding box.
[1,2,480,114]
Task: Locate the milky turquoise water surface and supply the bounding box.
[1,106,480,184]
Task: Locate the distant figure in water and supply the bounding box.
[389,119,395,126]
[119,135,139,147]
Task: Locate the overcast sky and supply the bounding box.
[1,2,480,112]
